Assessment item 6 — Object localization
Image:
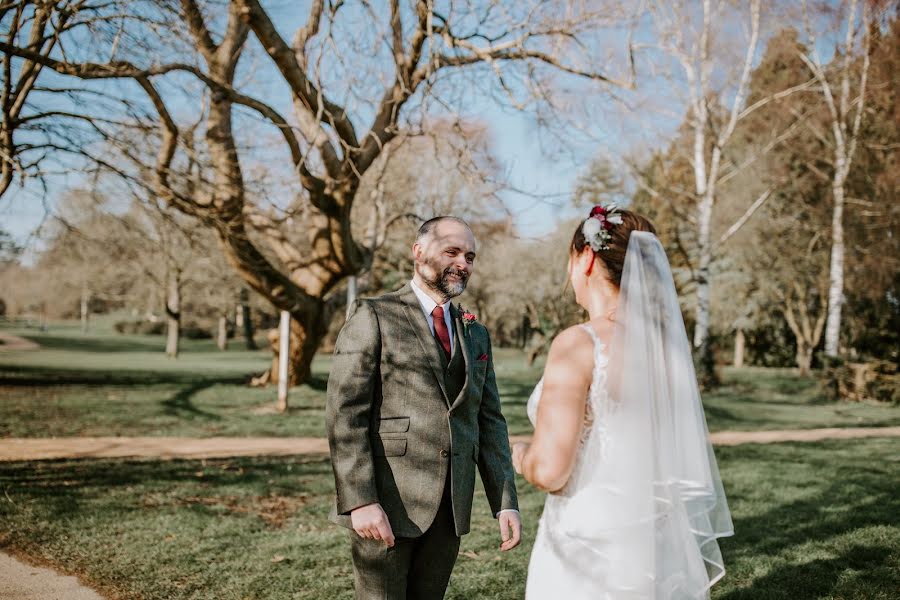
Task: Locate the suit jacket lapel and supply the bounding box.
[399,284,450,406]
[450,303,474,410]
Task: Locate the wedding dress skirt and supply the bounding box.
[524,323,729,599]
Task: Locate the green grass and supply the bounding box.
[0,438,897,599]
[2,322,899,437]
[702,367,900,431]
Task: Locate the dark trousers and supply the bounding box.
[349,471,461,600]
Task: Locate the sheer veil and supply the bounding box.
[558,231,733,598]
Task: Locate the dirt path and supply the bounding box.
[0,551,105,600]
[1,426,899,462]
[1,426,898,599]
[0,333,39,352]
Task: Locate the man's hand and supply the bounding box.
[350,503,395,547]
[498,510,522,551]
[511,442,529,475]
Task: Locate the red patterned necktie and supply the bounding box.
[432,305,452,359]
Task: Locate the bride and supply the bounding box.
[512,206,733,599]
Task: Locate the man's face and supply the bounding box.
[413,220,477,300]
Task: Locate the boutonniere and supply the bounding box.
[458,305,477,335]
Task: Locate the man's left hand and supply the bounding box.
[498,510,522,551]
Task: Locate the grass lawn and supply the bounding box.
[0,437,897,599]
[2,321,898,438]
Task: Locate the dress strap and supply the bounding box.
[579,323,604,351]
[579,324,607,401]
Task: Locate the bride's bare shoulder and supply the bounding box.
[546,324,595,367]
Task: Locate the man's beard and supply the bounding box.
[418,261,469,299]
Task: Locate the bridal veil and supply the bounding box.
[556,231,733,598]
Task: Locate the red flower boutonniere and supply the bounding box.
[459,306,477,335]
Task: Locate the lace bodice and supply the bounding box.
[525,323,610,494]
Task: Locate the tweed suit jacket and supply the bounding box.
[326,283,518,537]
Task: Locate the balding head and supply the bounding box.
[416,216,475,246]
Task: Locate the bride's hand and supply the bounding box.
[511,442,529,475]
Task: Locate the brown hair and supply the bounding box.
[570,209,657,288]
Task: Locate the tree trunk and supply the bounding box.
[237,288,257,349]
[287,305,329,386]
[80,284,89,334]
[217,315,228,351]
[733,328,745,368]
[165,272,180,358]
[693,195,714,351]
[797,344,813,377]
[267,304,329,388]
[824,180,845,356]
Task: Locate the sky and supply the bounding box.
[0,1,657,251]
[0,91,597,244]
[1,0,852,249]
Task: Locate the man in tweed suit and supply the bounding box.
[326,216,521,599]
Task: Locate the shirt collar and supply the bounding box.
[410,279,450,317]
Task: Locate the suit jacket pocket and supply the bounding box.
[378,416,410,433]
[469,361,488,388]
[372,437,407,457]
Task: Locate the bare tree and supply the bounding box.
[1,0,634,385]
[608,0,831,369]
[649,0,767,354]
[797,0,874,356]
[0,1,134,199]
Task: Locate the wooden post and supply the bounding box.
[80,284,89,333]
[346,275,358,318]
[277,310,290,412]
[217,316,228,351]
[733,328,745,368]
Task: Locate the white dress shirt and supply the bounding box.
[409,280,519,521]
[410,279,455,358]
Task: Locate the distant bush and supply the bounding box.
[114,320,165,335]
[181,323,212,339]
[819,355,899,405]
[866,360,900,405]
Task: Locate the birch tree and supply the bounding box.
[620,0,823,364]
[797,0,874,356]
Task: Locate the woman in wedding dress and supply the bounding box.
[512,206,733,599]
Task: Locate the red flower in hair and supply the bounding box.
[590,205,607,217]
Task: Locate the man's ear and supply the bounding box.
[412,242,421,261]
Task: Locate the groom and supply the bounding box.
[326,216,521,599]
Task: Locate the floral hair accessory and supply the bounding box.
[582,204,624,251]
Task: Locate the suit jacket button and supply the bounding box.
[440,449,449,458]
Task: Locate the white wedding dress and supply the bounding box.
[523,236,733,599]
[525,323,625,599]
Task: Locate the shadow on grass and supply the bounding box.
[715,442,899,598]
[0,364,251,387]
[15,334,168,354]
[304,375,327,392]
[161,381,222,419]
[497,381,540,407]
[721,545,896,599]
[0,455,335,512]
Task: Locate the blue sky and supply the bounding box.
[0,1,657,248]
[4,0,850,247]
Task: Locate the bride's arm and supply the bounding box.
[517,328,593,493]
